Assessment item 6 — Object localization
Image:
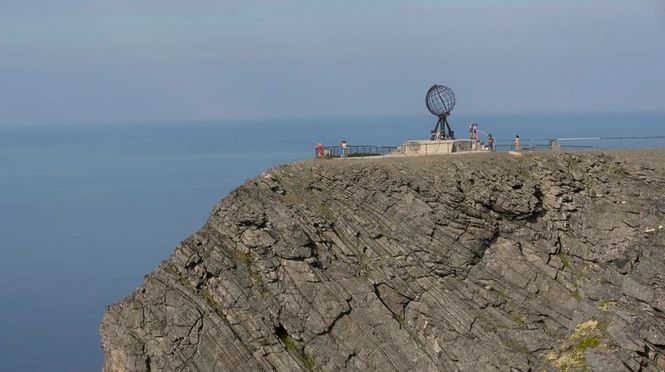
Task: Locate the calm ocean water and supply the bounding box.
[1,113,664,371]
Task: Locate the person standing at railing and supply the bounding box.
[513,135,521,151]
[469,123,479,141]
[340,140,348,159]
[315,143,324,159]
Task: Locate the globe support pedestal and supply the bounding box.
[431,115,455,140]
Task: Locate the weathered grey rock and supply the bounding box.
[101,150,665,371]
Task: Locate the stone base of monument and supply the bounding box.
[393,139,487,156]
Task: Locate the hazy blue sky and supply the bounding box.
[1,0,664,126]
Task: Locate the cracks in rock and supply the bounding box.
[145,355,152,372]
[468,316,479,334]
[526,185,546,223]
[190,309,204,346]
[548,236,565,280]
[277,239,323,269]
[194,271,214,290]
[306,240,323,269]
[566,252,598,265]
[274,323,289,340]
[483,229,501,251]
[318,298,353,336]
[139,340,153,372]
[372,283,410,329]
[168,309,205,372]
[140,304,147,329]
[343,350,358,369]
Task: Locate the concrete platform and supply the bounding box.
[395,139,487,156]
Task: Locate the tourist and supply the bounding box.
[340,140,348,158]
[513,135,521,151]
[315,143,324,159]
[316,143,324,158]
[469,123,479,141]
[488,134,495,152]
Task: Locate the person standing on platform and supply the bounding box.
[315,143,324,159]
[469,123,479,140]
[488,134,495,152]
[513,135,521,151]
[340,140,348,159]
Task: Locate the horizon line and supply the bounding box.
[1,109,664,130]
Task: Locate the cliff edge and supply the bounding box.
[101,151,665,371]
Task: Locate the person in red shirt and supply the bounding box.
[315,143,324,158]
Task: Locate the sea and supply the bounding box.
[1,112,664,371]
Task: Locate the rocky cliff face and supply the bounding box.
[101,151,665,371]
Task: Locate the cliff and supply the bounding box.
[101,151,665,371]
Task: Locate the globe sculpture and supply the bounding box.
[425,84,456,140]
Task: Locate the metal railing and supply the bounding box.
[495,137,665,151]
[313,136,665,159]
[317,145,398,158]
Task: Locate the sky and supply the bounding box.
[1,0,664,127]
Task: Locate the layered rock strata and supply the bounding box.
[101,151,665,371]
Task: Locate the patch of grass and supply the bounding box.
[575,267,586,281]
[559,252,572,269]
[232,250,253,269]
[357,252,371,273]
[545,350,587,372]
[511,313,525,325]
[392,313,405,325]
[575,337,601,352]
[254,273,264,285]
[506,339,529,354]
[319,203,334,219]
[596,300,610,311]
[544,319,607,371]
[302,171,315,184]
[570,287,582,301]
[201,289,225,316]
[177,276,192,288]
[278,334,316,371]
[282,335,299,353]
[233,250,252,261]
[283,191,301,204]
[301,352,316,371]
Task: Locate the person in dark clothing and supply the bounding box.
[487,134,495,152]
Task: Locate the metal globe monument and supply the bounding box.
[425,84,456,140]
[387,83,486,157]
